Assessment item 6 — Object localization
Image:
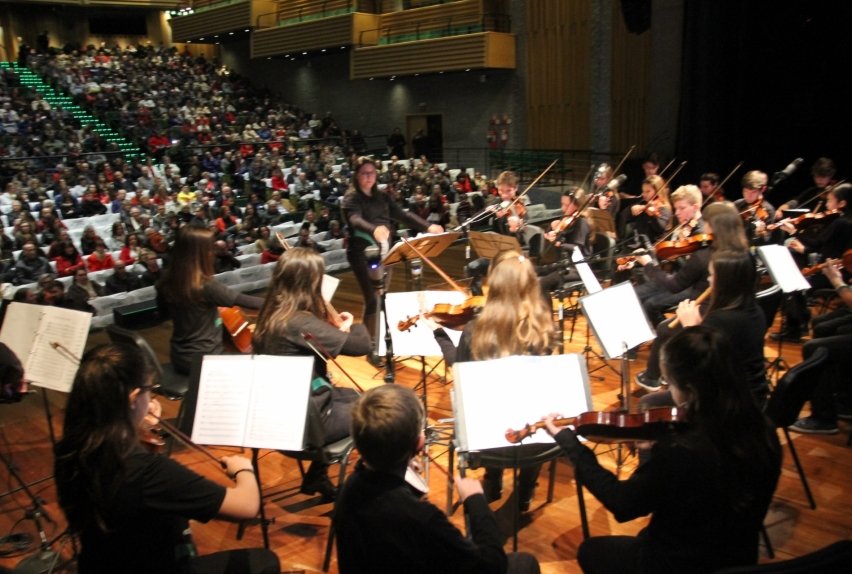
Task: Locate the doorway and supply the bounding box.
[406,114,443,163]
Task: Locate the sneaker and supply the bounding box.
[635,371,662,392]
[788,416,838,435]
[300,474,338,502]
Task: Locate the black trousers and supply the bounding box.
[190,548,279,574]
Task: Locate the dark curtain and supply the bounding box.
[675,2,852,203]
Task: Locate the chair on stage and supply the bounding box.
[764,347,830,510]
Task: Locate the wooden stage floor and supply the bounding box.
[1,243,850,573]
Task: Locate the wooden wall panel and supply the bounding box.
[610,0,650,153]
[525,0,592,151]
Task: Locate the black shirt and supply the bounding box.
[336,462,507,574]
[342,187,431,250]
[57,449,225,574]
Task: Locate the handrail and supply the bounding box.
[359,12,510,47]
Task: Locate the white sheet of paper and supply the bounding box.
[757,244,811,293]
[580,281,655,359]
[321,274,340,303]
[573,248,602,294]
[191,355,313,450]
[378,291,466,356]
[0,303,91,393]
[453,354,591,451]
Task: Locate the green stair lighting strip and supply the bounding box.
[1,61,144,160]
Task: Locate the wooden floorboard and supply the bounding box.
[2,243,850,572]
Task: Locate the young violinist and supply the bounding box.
[466,170,533,293]
[634,203,750,390]
[54,344,280,574]
[772,183,851,342]
[335,384,540,574]
[775,157,836,220]
[253,247,370,501]
[446,251,554,510]
[157,226,264,374]
[733,170,776,246]
[544,326,782,574]
[639,249,770,406]
[341,156,443,362]
[539,189,591,295]
[630,186,710,332]
[624,175,672,243]
[698,172,725,203]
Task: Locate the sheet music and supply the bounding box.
[453,354,591,451]
[572,248,602,294]
[0,303,90,393]
[192,356,252,447]
[191,355,313,450]
[580,282,655,359]
[378,291,466,356]
[757,245,811,293]
[321,274,340,303]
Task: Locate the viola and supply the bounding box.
[218,306,254,354]
[655,233,712,261]
[505,407,686,444]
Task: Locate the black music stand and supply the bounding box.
[376,232,461,383]
[467,231,523,260]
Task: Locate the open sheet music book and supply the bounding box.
[453,354,591,452]
[190,354,313,451]
[0,302,91,393]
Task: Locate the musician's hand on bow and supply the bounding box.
[676,299,702,327]
[630,204,646,217]
[507,215,521,233]
[780,221,796,235]
[455,475,484,502]
[373,225,390,243]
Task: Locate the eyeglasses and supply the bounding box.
[138,383,160,393]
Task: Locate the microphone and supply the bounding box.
[770,158,803,187]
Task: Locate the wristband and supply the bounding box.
[836,284,850,292]
[233,468,255,480]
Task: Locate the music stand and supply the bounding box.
[757,245,812,380]
[579,282,655,413]
[467,231,522,260]
[376,233,461,382]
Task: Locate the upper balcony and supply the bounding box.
[251,1,379,59]
[168,0,278,43]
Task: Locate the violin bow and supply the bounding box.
[646,161,687,205]
[657,157,677,178]
[795,179,847,213]
[504,158,559,212]
[609,144,636,182]
[301,331,365,393]
[698,160,743,210]
[400,236,467,295]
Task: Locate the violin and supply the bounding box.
[740,200,768,222]
[768,209,840,234]
[505,407,685,444]
[655,233,712,261]
[426,295,487,330]
[801,250,852,277]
